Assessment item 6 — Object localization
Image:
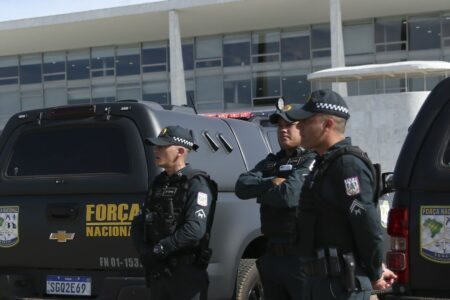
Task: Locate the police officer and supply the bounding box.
[285,89,396,300]
[235,104,316,300]
[131,125,217,300]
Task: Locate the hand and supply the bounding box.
[371,264,397,290]
[272,177,286,186]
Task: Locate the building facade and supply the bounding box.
[0,0,449,127]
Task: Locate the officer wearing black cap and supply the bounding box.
[131,125,217,300]
[286,89,396,299]
[235,103,316,300]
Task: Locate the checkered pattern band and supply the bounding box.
[316,102,349,114]
[172,136,194,148]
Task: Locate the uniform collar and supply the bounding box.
[164,164,192,179]
[277,147,304,159]
[323,137,352,159]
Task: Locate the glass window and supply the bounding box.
[0,56,19,86]
[196,36,222,68]
[44,87,67,107]
[117,83,141,101]
[185,79,195,108]
[223,34,251,67]
[281,31,310,61]
[196,75,223,111]
[143,81,169,104]
[182,43,194,70]
[409,16,441,51]
[43,52,66,81]
[68,87,90,104]
[67,50,90,80]
[344,23,373,55]
[91,47,115,78]
[347,79,376,96]
[375,18,407,52]
[376,78,406,94]
[92,85,115,103]
[253,71,280,98]
[224,74,252,110]
[21,90,44,111]
[443,14,450,47]
[7,126,129,176]
[0,90,20,116]
[142,42,167,73]
[311,24,331,57]
[20,55,42,84]
[281,72,310,104]
[252,31,280,63]
[116,45,140,76]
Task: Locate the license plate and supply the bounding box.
[46,275,91,296]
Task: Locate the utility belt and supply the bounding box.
[304,248,358,292]
[267,243,301,256]
[147,253,205,283]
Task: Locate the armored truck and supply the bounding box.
[0,101,274,299]
[385,77,450,299]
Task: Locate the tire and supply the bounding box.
[235,259,264,300]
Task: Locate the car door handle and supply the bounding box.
[47,203,79,219]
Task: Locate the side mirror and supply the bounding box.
[381,172,395,194]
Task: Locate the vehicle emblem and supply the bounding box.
[0,206,19,248]
[49,230,75,243]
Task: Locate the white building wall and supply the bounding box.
[346,92,428,172]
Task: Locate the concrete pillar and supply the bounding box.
[329,0,347,96]
[169,10,187,106]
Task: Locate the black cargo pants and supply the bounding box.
[256,254,306,300]
[148,264,209,300]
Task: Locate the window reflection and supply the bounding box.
[224,34,251,67]
[116,46,140,76]
[43,52,65,81]
[20,55,42,84]
[409,16,441,50]
[253,71,280,98]
[91,47,115,78]
[142,42,167,73]
[281,73,309,103]
[311,24,331,58]
[375,18,407,52]
[143,81,169,104]
[252,31,280,63]
[281,31,310,61]
[182,44,194,70]
[67,50,90,80]
[0,56,19,86]
[224,75,251,109]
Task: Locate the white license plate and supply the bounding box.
[46,275,91,296]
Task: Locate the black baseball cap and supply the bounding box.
[269,104,302,124]
[286,89,350,120]
[145,125,199,151]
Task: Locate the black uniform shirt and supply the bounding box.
[132,165,213,258]
[312,138,383,281]
[235,148,316,208]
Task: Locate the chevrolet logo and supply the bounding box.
[49,231,75,243]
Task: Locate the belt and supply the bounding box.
[267,244,301,256]
[168,254,197,267]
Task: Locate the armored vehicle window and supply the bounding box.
[444,140,450,167]
[7,126,129,176]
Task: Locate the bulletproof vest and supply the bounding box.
[259,150,306,241]
[144,170,218,250]
[298,145,381,256]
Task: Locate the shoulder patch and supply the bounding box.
[344,176,360,196]
[196,192,208,207]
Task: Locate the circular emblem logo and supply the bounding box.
[283,104,292,112]
[160,127,168,136]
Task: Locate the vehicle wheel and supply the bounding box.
[235,259,264,300]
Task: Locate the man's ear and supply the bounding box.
[177,147,186,156]
[324,117,334,129]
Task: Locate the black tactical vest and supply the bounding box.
[298,145,380,256]
[259,149,308,242]
[144,169,217,248]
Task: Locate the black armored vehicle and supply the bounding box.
[385,77,450,299]
[0,101,274,299]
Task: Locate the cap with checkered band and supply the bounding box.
[145,125,199,151]
[286,89,350,120]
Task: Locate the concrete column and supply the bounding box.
[169,10,187,106]
[329,0,347,96]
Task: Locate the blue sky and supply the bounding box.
[0,0,164,22]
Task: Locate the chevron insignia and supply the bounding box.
[349,199,365,216]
